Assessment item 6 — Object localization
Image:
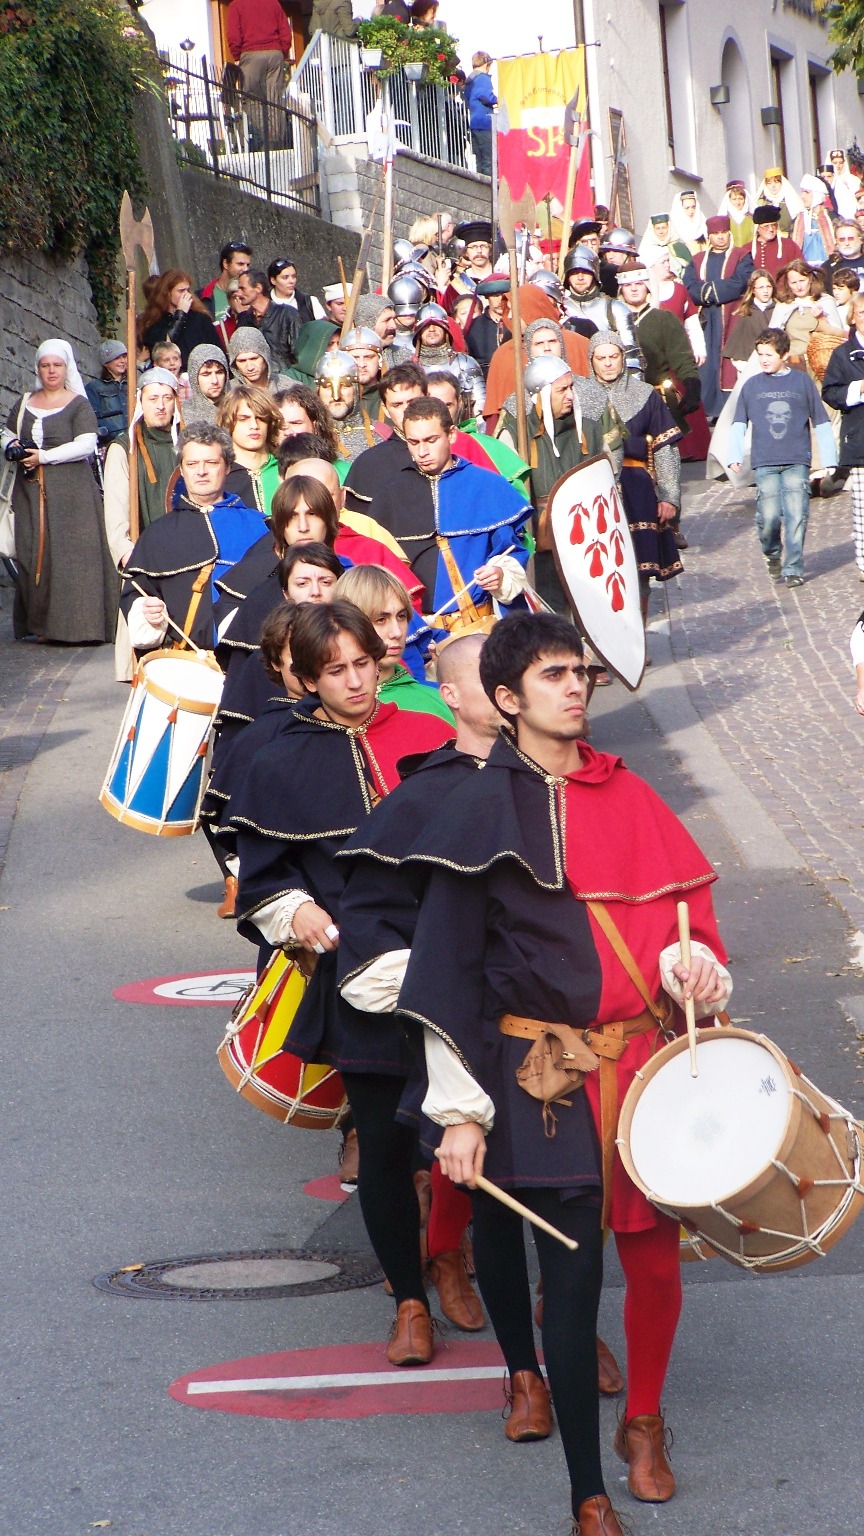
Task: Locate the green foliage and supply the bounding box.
[814,0,864,75]
[356,15,459,86]
[0,0,156,328]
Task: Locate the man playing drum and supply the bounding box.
[398,612,732,1532]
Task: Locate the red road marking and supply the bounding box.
[113,971,255,1007]
[169,1340,528,1420]
[303,1175,352,1203]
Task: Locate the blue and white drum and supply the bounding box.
[100,649,224,836]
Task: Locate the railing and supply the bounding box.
[291,30,474,170]
[160,52,320,216]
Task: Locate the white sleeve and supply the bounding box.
[250,889,314,946]
[422,1030,496,1131]
[851,621,864,667]
[490,552,528,604]
[845,382,864,408]
[38,432,98,465]
[684,313,706,365]
[126,596,169,649]
[340,949,411,1013]
[216,604,240,642]
[311,296,327,320]
[658,940,732,1019]
[103,443,134,570]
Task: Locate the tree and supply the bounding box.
[815,0,864,75]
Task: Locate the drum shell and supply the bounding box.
[100,649,223,836]
[618,1028,864,1273]
[218,951,347,1130]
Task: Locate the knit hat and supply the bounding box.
[100,339,128,365]
[354,293,393,327]
[753,204,781,226]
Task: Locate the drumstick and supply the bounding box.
[425,546,517,626]
[126,577,206,656]
[677,899,699,1078]
[434,1153,577,1251]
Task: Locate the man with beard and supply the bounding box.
[616,264,701,474]
[682,216,752,421]
[315,349,376,460]
[343,362,428,508]
[342,327,385,421]
[562,246,640,362]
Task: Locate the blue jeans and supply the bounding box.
[753,464,810,579]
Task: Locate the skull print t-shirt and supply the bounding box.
[732,368,830,469]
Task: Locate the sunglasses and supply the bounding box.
[270,259,295,274]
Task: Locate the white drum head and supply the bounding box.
[144,655,224,705]
[627,1037,791,1207]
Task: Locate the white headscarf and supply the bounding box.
[799,174,827,210]
[669,192,707,252]
[756,173,805,219]
[717,185,754,224]
[35,339,86,398]
[130,366,181,444]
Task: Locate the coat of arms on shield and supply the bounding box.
[548,453,646,690]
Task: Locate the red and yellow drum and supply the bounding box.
[218,950,348,1129]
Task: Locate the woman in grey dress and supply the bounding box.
[2,339,117,643]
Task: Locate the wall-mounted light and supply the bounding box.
[710,85,730,107]
[180,38,195,53]
[761,106,782,127]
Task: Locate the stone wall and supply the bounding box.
[0,253,101,423]
[322,143,492,285]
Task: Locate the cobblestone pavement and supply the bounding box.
[0,577,92,877]
[653,474,864,930]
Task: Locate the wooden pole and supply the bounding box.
[125,267,140,545]
[340,163,387,341]
[509,249,529,464]
[381,78,395,295]
[557,144,579,279]
[676,900,699,1078]
[473,1174,578,1251]
[337,255,350,308]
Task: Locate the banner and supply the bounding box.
[496,48,592,215]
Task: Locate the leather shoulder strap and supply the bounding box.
[585,899,666,1024]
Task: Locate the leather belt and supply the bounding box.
[500,1007,666,1228]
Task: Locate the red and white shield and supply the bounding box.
[548,453,646,690]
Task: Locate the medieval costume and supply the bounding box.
[791,176,837,267]
[750,205,804,276]
[638,213,692,276]
[669,191,707,255]
[227,328,292,393]
[716,182,754,248]
[186,344,229,425]
[755,169,804,235]
[483,288,590,430]
[682,222,752,420]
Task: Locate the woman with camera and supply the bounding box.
[2,339,117,644]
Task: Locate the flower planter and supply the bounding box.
[360,47,383,68]
[404,61,428,83]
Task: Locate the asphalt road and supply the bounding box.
[1,503,863,1536]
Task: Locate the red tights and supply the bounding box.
[427,1160,473,1258]
[615,1216,682,1419]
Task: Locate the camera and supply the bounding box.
[4,439,35,463]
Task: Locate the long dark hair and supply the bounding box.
[272,383,341,458]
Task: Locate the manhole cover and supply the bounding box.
[93,1248,382,1300]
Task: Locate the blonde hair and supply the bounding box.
[408,215,439,247]
[472,52,492,68]
[334,563,412,617]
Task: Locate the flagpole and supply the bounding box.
[490,109,499,252]
[380,77,395,292]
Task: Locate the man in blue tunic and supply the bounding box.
[367,397,532,635]
[682,214,752,422]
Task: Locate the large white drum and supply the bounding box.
[617,1027,864,1272]
[100,649,224,836]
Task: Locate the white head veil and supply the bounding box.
[799,173,827,210]
[34,339,87,398]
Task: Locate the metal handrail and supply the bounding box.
[160,51,321,216]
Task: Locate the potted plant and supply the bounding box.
[357,16,458,87]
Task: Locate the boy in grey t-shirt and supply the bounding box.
[728,328,837,586]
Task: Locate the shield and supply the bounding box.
[548,453,646,690]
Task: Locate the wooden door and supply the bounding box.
[211,0,309,69]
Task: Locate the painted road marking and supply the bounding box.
[170,1340,532,1421]
[303,1174,352,1203]
[114,971,256,1007]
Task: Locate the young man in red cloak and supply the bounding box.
[398,612,732,1535]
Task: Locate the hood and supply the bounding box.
[228,327,273,374]
[292,320,339,379]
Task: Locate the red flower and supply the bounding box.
[437,52,446,60]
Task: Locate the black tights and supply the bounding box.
[340,1072,427,1310]
[471,1187,605,1513]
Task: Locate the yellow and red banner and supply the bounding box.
[496,48,591,213]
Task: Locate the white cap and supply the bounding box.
[323,283,345,303]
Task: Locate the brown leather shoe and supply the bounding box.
[427,1249,485,1330]
[217,874,238,919]
[338,1127,359,1185]
[572,1494,626,1535]
[597,1335,624,1396]
[503,1369,552,1442]
[386,1299,433,1366]
[614,1412,675,1502]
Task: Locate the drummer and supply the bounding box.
[121,423,266,657]
[397,612,732,1529]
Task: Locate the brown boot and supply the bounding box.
[571,1494,626,1535]
[386,1299,433,1366]
[427,1249,485,1330]
[217,874,238,919]
[597,1336,624,1396]
[338,1127,359,1185]
[614,1412,675,1502]
[503,1370,552,1442]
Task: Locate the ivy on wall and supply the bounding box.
[0,0,155,330]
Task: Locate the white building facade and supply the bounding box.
[581,0,863,227]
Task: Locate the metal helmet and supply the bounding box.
[442,353,486,419]
[528,270,565,306]
[341,326,383,353]
[563,245,600,280]
[314,349,358,385]
[523,356,572,396]
[601,226,637,254]
[393,238,415,267]
[394,260,432,290]
[413,302,450,335]
[387,274,426,317]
